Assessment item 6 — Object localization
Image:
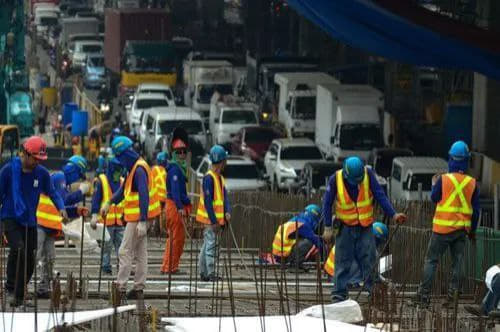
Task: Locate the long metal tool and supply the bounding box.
[97,218,107,293]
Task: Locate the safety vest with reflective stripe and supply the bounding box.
[271,221,304,257]
[98,174,124,226]
[152,165,167,203]
[324,246,335,277]
[196,170,226,225]
[123,158,161,222]
[432,173,475,234]
[335,168,374,227]
[37,194,63,231]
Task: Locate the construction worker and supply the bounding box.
[322,156,407,303]
[414,141,480,308]
[90,157,125,275]
[153,151,168,237]
[271,204,323,272]
[465,263,500,317]
[196,145,231,281]
[100,136,160,301]
[0,136,68,307]
[161,138,191,274]
[36,155,90,298]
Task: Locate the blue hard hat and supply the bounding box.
[209,145,228,164]
[372,221,388,240]
[157,151,169,164]
[449,141,470,161]
[343,156,365,184]
[68,155,88,174]
[111,136,133,156]
[304,204,321,217]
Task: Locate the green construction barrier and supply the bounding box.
[473,227,500,280]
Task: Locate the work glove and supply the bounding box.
[79,182,90,195]
[100,201,110,218]
[60,210,69,224]
[322,226,334,243]
[77,206,89,217]
[392,213,408,224]
[137,221,148,238]
[90,214,99,230]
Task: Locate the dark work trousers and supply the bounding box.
[3,219,38,301]
[286,238,314,269]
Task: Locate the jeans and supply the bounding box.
[3,219,37,300]
[198,226,216,278]
[483,274,500,314]
[37,228,55,293]
[102,226,124,271]
[332,224,376,301]
[419,231,466,297]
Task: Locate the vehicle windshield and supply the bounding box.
[281,146,323,160]
[159,120,203,135]
[197,84,233,104]
[293,96,316,120]
[311,166,341,188]
[245,129,278,144]
[222,110,257,125]
[223,164,259,179]
[139,89,174,100]
[126,55,175,74]
[81,44,102,53]
[339,124,383,151]
[89,57,104,67]
[408,173,434,191]
[136,99,169,109]
[40,17,58,26]
[375,153,412,178]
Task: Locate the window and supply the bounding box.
[221,110,257,124]
[223,164,259,179]
[197,84,233,104]
[89,57,104,67]
[159,120,203,135]
[146,116,154,130]
[392,164,402,182]
[139,89,174,100]
[408,173,433,191]
[280,146,323,160]
[1,129,19,160]
[293,96,316,120]
[82,44,102,53]
[339,124,383,150]
[136,99,169,109]
[199,161,209,174]
[245,129,278,144]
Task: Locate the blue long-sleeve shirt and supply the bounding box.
[166,164,190,210]
[91,175,121,214]
[202,174,231,225]
[0,161,65,227]
[431,174,480,232]
[295,221,323,249]
[110,167,149,221]
[322,168,396,227]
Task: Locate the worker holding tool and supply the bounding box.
[91,156,125,275]
[0,136,68,307]
[322,156,407,303]
[414,141,480,308]
[161,138,191,274]
[152,151,168,235]
[196,145,231,281]
[36,155,90,298]
[465,263,500,317]
[101,136,160,301]
[271,204,323,273]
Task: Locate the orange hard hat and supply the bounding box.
[172,138,187,150]
[23,136,48,160]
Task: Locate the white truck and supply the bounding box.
[274,72,338,139]
[183,60,233,121]
[60,17,99,51]
[315,84,384,162]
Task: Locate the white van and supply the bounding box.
[390,157,447,201]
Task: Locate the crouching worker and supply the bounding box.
[272,204,324,272]
[465,264,500,318]
[36,155,90,299]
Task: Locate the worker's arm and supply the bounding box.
[56,187,79,219]
[368,168,396,218]
[297,225,323,249]
[134,166,149,221]
[430,177,442,203]
[202,175,218,225]
[322,175,337,227]
[64,189,84,206]
[169,167,186,210]
[471,185,480,232]
[43,170,65,211]
[109,183,124,205]
[91,179,103,215]
[223,187,231,214]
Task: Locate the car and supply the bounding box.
[298,161,343,197]
[127,93,171,132]
[264,138,325,191]
[69,40,103,69]
[209,101,259,145]
[195,155,267,192]
[231,126,283,166]
[83,54,106,89]
[142,107,207,162]
[131,83,176,108]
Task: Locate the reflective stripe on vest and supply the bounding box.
[37,194,63,231]
[324,246,335,277]
[271,221,304,257]
[196,170,226,225]
[152,165,167,203]
[335,168,374,226]
[98,174,124,226]
[432,173,475,234]
[123,158,161,222]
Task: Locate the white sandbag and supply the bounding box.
[85,223,110,242]
[297,299,363,324]
[62,217,100,255]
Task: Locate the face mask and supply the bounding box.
[62,164,81,185]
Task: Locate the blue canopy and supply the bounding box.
[286,0,500,80]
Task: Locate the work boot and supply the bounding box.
[118,291,128,305]
[464,304,486,316]
[102,268,112,276]
[200,274,210,282]
[208,275,222,282]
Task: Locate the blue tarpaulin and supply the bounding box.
[286,0,500,80]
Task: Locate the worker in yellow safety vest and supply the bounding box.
[100,136,160,302]
[152,151,168,234]
[414,141,480,308]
